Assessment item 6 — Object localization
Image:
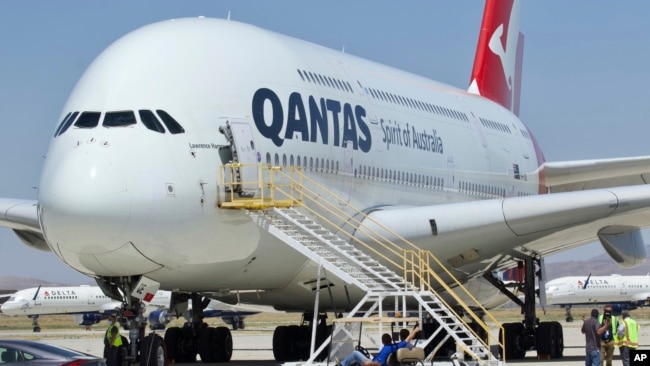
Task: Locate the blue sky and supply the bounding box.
[1,1,649,284]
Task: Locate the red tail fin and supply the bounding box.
[468,0,524,116]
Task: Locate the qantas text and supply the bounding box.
[252,88,371,152]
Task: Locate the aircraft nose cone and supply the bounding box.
[39,150,131,252]
[1,300,23,313]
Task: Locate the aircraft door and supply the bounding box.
[223,119,260,194]
[340,144,354,203]
[446,156,455,199]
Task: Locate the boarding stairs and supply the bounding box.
[219,163,504,365]
[247,207,496,364]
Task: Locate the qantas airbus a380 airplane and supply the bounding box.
[2,0,650,363]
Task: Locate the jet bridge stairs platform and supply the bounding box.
[219,163,505,366]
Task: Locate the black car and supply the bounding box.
[0,339,106,366]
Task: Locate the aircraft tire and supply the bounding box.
[536,321,563,358]
[566,316,573,322]
[140,333,166,366]
[287,325,306,361]
[238,320,245,330]
[272,326,289,361]
[214,326,233,362]
[499,322,526,360]
[199,326,232,362]
[163,327,185,363]
[552,321,564,357]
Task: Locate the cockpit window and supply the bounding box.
[54,111,79,137]
[156,110,185,134]
[53,112,71,137]
[74,111,101,128]
[139,110,166,133]
[103,111,136,127]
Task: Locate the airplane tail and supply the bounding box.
[468,0,524,117]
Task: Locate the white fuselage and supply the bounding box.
[546,275,650,305]
[36,18,541,310]
[2,286,120,315]
[0,286,170,316]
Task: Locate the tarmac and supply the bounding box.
[0,318,648,366]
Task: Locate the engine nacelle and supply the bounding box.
[598,226,647,268]
[73,313,103,326]
[610,303,638,316]
[148,309,172,330]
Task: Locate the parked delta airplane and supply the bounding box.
[546,275,650,322]
[0,286,262,332]
[2,0,650,363]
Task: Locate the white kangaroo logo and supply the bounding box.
[487,0,520,107]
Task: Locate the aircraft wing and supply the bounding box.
[0,198,48,251]
[630,293,650,302]
[542,156,650,193]
[364,184,650,280]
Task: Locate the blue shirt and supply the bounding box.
[373,341,407,366]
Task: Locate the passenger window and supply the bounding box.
[55,111,79,137]
[74,111,101,128]
[155,110,185,134]
[103,111,136,127]
[139,110,166,133]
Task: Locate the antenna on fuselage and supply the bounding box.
[227,11,231,21]
[32,285,41,301]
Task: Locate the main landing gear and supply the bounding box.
[29,315,41,332]
[484,256,564,360]
[162,292,233,363]
[272,312,331,362]
[562,305,574,322]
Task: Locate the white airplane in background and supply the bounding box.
[2,0,650,363]
[546,274,650,322]
[0,286,263,332]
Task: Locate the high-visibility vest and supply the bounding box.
[106,324,123,347]
[620,318,639,348]
[598,314,618,345]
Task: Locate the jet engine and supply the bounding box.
[148,309,172,330]
[73,313,103,326]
